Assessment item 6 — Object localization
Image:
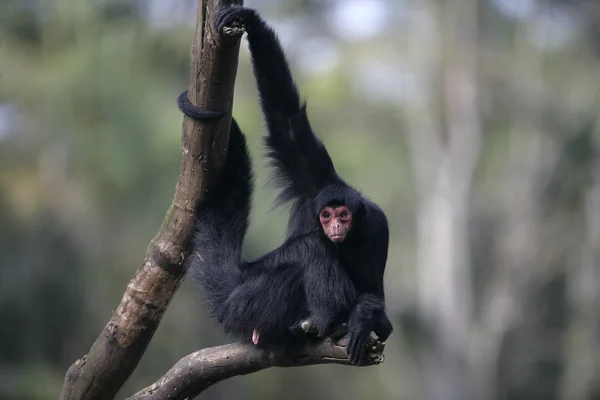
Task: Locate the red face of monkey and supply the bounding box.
[319,205,353,243]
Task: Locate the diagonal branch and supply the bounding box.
[127,337,384,400]
[59,1,244,399]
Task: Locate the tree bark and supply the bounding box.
[127,337,384,400]
[59,1,243,399]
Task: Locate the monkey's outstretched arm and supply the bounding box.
[346,207,392,365]
[215,5,343,203]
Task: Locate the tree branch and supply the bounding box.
[127,337,384,400]
[59,1,243,399]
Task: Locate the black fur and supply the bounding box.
[183,4,393,365]
[180,101,356,347]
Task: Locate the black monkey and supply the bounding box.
[183,4,393,365]
[220,4,394,362]
[184,114,358,349]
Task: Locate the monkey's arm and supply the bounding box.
[346,205,393,364]
[302,242,358,337]
[215,5,343,203]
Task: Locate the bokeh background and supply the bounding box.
[2,0,600,399]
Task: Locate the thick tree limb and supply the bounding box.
[127,337,384,400]
[59,1,243,399]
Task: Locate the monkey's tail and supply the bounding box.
[188,118,254,323]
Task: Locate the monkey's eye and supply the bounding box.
[322,211,331,219]
[339,211,348,218]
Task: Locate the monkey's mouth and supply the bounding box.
[330,234,345,243]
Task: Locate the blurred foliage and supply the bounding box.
[0,0,599,399]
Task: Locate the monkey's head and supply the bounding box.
[319,204,352,243]
[315,185,363,244]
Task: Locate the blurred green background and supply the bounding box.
[1,0,600,399]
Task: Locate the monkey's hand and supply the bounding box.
[214,4,259,37]
[347,329,386,365]
[345,294,390,364]
[347,322,372,365]
[290,318,383,364]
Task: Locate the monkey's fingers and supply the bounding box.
[369,352,385,364]
[214,5,257,36]
[371,339,386,354]
[347,332,367,365]
[222,23,245,37]
[351,340,367,365]
[365,339,385,365]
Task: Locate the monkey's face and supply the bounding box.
[319,205,353,243]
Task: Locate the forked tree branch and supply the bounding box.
[59,1,244,398]
[59,1,387,398]
[127,337,384,400]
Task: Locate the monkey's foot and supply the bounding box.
[290,317,319,336]
[300,318,319,334]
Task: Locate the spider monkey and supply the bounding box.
[181,4,393,365]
